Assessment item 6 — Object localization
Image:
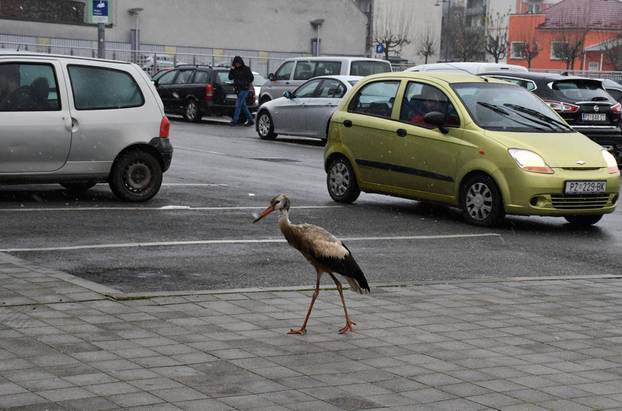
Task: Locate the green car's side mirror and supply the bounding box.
[424,111,449,134]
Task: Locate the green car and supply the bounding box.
[324,72,620,226]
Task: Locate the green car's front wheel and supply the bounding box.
[460,174,504,227]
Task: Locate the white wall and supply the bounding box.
[373,0,443,65]
[0,0,368,56]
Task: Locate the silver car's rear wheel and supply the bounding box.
[327,157,360,203]
[257,111,277,140]
[109,150,163,202]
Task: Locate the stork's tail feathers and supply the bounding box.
[346,275,370,294]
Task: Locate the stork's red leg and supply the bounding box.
[288,271,321,335]
[329,274,356,334]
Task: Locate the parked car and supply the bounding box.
[600,78,622,104]
[252,71,267,106]
[481,71,622,167]
[256,75,361,141]
[324,72,620,226]
[0,52,172,201]
[141,54,175,75]
[153,64,256,122]
[405,62,528,74]
[259,56,391,105]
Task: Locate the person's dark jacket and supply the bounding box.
[228,56,254,93]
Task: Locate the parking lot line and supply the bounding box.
[0,205,341,212]
[0,233,501,253]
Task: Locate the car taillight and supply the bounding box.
[205,83,213,101]
[611,102,621,116]
[544,100,579,113]
[159,116,170,138]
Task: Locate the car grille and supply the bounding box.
[550,194,610,209]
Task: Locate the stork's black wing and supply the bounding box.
[311,242,370,293]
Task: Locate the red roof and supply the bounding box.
[540,0,622,30]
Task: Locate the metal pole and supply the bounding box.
[97,23,105,58]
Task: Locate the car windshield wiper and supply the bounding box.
[503,103,573,131]
[476,102,549,131]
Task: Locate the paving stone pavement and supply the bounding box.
[2,252,622,410]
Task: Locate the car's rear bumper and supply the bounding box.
[150,137,173,172]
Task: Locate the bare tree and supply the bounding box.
[373,2,414,60]
[417,26,436,64]
[485,10,509,63]
[443,3,485,62]
[554,30,588,70]
[599,34,622,71]
[523,39,541,69]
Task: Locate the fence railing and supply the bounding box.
[0,40,297,77]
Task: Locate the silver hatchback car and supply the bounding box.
[0,52,173,202]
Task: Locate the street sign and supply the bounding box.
[376,43,385,54]
[92,0,109,24]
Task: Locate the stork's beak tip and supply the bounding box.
[252,206,274,223]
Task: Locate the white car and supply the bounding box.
[0,52,173,201]
[256,75,361,141]
[405,62,528,75]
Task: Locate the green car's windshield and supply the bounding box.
[452,83,573,133]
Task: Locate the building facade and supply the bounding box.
[0,0,369,74]
[507,0,622,71]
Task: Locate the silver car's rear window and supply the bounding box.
[68,65,144,110]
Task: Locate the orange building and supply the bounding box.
[507,0,622,71]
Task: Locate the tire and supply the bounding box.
[184,99,202,122]
[327,157,360,203]
[460,174,504,226]
[61,182,96,192]
[564,215,603,226]
[256,111,277,140]
[109,149,163,202]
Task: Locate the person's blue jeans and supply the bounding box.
[233,90,252,123]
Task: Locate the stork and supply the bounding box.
[253,194,370,335]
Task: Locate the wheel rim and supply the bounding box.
[465,182,493,221]
[328,162,351,197]
[258,113,270,136]
[186,101,197,120]
[123,161,152,193]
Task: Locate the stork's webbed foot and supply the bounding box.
[339,320,356,334]
[288,327,307,335]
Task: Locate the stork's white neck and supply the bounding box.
[277,209,291,228]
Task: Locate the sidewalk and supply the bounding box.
[1,253,622,411]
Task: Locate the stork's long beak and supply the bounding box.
[252,205,274,223]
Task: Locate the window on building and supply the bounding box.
[68,65,144,110]
[511,42,527,59]
[0,0,86,25]
[551,42,569,60]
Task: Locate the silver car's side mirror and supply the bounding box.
[283,90,294,99]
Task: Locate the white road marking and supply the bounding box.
[0,205,340,212]
[162,183,228,187]
[0,233,501,253]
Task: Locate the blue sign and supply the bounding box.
[376,43,385,54]
[92,0,109,23]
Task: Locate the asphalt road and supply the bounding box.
[1,117,621,293]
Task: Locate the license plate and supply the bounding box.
[226,94,237,99]
[564,181,607,194]
[582,113,607,122]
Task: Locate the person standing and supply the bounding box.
[228,56,254,126]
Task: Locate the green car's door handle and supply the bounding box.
[343,120,353,128]
[396,128,407,137]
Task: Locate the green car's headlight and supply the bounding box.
[508,148,554,174]
[602,149,620,175]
